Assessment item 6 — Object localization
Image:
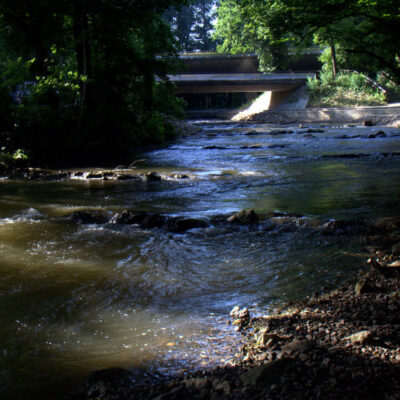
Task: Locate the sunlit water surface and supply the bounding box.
[1,121,400,399]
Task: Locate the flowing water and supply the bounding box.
[1,121,400,399]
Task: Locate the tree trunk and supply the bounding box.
[143,65,154,118]
[330,42,337,79]
[73,12,92,119]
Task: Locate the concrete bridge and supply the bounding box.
[169,72,314,94]
[168,52,319,110]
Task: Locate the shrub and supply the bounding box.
[307,70,387,107]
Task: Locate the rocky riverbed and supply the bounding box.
[72,216,400,400]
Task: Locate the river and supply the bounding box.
[1,120,400,399]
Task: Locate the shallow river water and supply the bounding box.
[1,121,400,399]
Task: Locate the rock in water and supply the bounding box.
[70,210,108,224]
[374,217,400,232]
[165,217,208,233]
[145,172,162,182]
[110,210,147,225]
[227,209,259,225]
[230,306,251,330]
[140,213,166,229]
[368,131,387,138]
[117,174,138,181]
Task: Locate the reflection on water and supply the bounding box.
[1,121,400,398]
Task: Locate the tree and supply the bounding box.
[214,0,400,81]
[213,0,289,71]
[164,0,219,52]
[0,0,187,165]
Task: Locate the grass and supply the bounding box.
[307,70,393,108]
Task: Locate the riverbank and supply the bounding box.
[75,215,400,400]
[238,105,400,126]
[186,104,400,127]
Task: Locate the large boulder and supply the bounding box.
[227,209,259,225]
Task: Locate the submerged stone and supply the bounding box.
[70,210,108,224]
[140,213,166,229]
[306,128,324,133]
[116,174,138,181]
[368,131,387,138]
[165,217,208,233]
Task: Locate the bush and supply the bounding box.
[307,70,387,107]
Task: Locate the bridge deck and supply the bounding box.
[168,73,315,93]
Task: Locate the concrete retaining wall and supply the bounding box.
[248,106,400,124]
[186,105,400,125]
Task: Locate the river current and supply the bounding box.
[1,120,400,399]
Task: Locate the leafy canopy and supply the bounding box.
[214,0,400,80]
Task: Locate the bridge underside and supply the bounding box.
[168,73,314,94]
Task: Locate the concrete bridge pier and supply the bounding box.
[269,87,300,109]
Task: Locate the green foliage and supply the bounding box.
[306,76,320,92]
[164,0,219,52]
[153,81,186,119]
[319,65,335,86]
[12,149,27,160]
[0,0,187,166]
[139,112,177,146]
[214,0,400,81]
[213,0,289,71]
[0,147,28,171]
[307,70,387,107]
[318,46,345,72]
